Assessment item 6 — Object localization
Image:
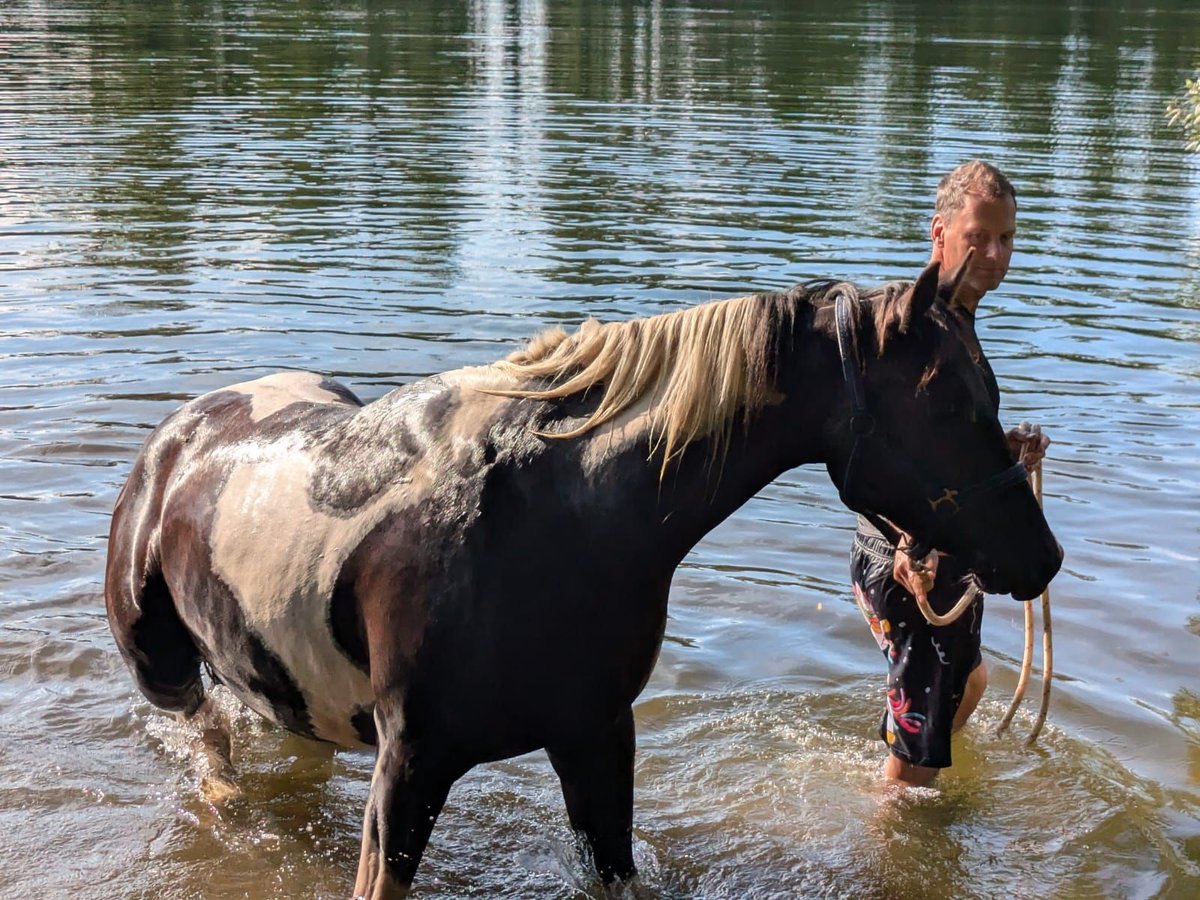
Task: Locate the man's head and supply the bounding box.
[930,160,1017,312]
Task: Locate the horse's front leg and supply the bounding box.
[547,706,637,883]
[353,703,462,900]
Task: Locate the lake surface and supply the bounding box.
[1,1,1198,897]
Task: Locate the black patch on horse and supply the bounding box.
[243,631,317,739]
[127,568,205,715]
[309,402,426,514]
[330,570,369,673]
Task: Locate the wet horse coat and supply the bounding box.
[105,262,1061,897]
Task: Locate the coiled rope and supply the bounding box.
[910,423,1054,745]
[995,426,1054,746]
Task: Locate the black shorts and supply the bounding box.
[850,531,984,769]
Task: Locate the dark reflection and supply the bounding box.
[1,0,1196,300]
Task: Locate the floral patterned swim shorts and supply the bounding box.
[850,531,984,769]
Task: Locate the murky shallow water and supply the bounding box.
[1,0,1198,897]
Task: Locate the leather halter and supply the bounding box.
[833,291,1029,560]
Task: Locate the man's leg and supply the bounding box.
[884,753,939,787]
[887,662,987,787]
[952,662,988,733]
[852,535,944,788]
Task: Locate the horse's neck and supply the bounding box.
[633,323,838,567]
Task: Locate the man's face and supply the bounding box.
[931,193,1017,301]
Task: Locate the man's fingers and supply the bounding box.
[900,566,934,597]
[913,579,931,609]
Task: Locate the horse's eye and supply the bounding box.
[932,401,960,420]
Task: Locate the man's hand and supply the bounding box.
[893,540,939,601]
[1007,422,1050,473]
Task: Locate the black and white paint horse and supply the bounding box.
[105,260,1061,898]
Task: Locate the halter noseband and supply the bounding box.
[833,291,1028,560]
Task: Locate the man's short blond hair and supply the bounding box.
[935,160,1017,222]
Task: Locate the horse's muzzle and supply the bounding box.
[991,539,1063,602]
[969,540,1065,602]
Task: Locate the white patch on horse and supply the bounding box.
[445,362,650,475]
[441,366,518,427]
[228,371,353,423]
[209,450,410,747]
[430,366,526,465]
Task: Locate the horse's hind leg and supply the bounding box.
[106,564,238,801]
[547,707,637,883]
[187,694,240,802]
[353,702,464,899]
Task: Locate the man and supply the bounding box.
[851,160,1050,788]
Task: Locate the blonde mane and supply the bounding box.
[491,291,798,474]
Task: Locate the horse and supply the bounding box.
[104,258,1061,898]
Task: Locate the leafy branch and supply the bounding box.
[1167,73,1200,151]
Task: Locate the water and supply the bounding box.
[2,0,1198,896]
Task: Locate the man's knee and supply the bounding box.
[884,752,939,787]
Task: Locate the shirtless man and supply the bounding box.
[851,160,1050,788]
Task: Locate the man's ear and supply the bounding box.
[940,246,976,307]
[930,214,946,257]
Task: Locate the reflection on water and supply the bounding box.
[1,0,1198,897]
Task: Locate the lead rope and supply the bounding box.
[1024,458,1054,746]
[911,570,981,627]
[994,423,1054,746]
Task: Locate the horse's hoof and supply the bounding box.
[200,771,242,805]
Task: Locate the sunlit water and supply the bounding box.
[1,1,1198,897]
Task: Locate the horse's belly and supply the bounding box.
[200,449,397,748]
[217,640,376,749]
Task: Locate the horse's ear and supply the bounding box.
[908,259,940,321]
[939,246,976,307]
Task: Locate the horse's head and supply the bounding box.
[822,259,1062,601]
